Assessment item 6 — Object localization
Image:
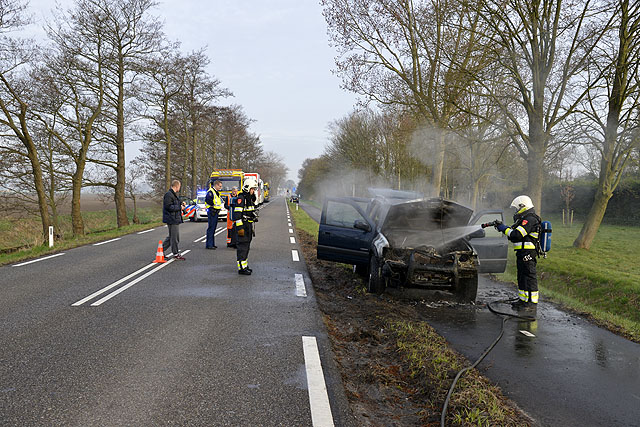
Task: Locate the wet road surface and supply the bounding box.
[420,278,640,427]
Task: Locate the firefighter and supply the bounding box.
[235,178,258,275]
[495,195,541,313]
[205,179,223,249]
[225,186,239,248]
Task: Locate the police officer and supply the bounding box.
[235,178,258,275]
[224,186,239,248]
[205,179,223,249]
[496,195,541,313]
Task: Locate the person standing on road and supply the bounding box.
[163,180,186,260]
[205,179,223,249]
[224,186,239,248]
[235,178,258,275]
[495,195,541,313]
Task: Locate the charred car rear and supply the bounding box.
[317,195,508,302]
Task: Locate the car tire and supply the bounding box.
[190,216,195,222]
[367,255,386,294]
[456,273,478,303]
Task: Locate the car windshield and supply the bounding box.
[217,177,241,191]
[196,196,205,204]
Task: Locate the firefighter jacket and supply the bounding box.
[205,187,223,210]
[234,191,257,229]
[502,208,541,253]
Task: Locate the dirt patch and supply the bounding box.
[297,229,532,426]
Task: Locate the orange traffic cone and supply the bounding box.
[153,240,166,263]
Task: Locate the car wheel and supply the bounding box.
[456,273,478,303]
[367,255,386,294]
[190,216,195,222]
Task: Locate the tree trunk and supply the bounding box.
[527,114,546,214]
[163,98,171,190]
[70,173,85,236]
[114,56,129,228]
[573,188,612,249]
[431,130,445,197]
[191,130,197,198]
[132,195,139,224]
[26,142,52,243]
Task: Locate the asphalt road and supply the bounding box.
[0,197,354,426]
[301,200,640,427]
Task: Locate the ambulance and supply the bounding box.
[209,169,244,220]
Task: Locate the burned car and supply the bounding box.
[316,195,508,302]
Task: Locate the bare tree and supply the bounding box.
[573,0,640,248]
[322,0,496,196]
[0,0,51,242]
[478,0,608,212]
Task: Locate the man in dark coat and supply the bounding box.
[163,180,186,260]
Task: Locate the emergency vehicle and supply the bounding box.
[210,169,244,219]
[182,190,209,222]
[263,182,270,202]
[244,172,264,205]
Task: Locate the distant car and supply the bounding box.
[290,194,299,203]
[316,194,508,301]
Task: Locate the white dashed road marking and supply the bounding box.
[289,228,294,234]
[302,336,334,427]
[519,330,536,337]
[93,238,121,246]
[12,253,65,267]
[292,250,300,262]
[295,274,307,297]
[290,237,296,244]
[136,228,155,234]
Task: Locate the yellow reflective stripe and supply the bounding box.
[234,207,244,212]
[518,290,528,301]
[237,261,242,270]
[241,260,248,268]
[513,242,536,250]
[236,219,243,226]
[530,291,539,303]
[516,226,527,236]
[505,228,512,237]
[245,206,255,211]
[530,232,539,238]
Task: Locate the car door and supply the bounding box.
[317,198,375,265]
[468,210,509,273]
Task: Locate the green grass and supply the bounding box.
[0,207,163,266]
[391,321,524,426]
[496,216,640,341]
[288,201,319,240]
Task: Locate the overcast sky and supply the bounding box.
[25,0,359,183]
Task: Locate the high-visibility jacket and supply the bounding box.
[234,191,256,228]
[205,187,223,210]
[502,209,541,252]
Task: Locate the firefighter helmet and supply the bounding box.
[242,177,258,192]
[510,195,534,212]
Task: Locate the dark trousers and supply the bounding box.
[228,225,237,246]
[236,223,253,266]
[163,224,180,255]
[205,209,220,248]
[516,251,538,300]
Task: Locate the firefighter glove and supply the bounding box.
[496,223,508,233]
[237,228,245,237]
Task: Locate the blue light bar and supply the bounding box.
[197,190,207,197]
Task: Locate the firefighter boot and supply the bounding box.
[238,268,251,275]
[511,299,527,311]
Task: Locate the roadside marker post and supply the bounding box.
[49,226,54,248]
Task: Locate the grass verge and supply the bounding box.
[0,207,163,266]
[496,216,640,341]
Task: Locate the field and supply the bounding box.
[496,216,640,340]
[0,203,163,266]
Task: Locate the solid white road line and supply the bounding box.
[12,253,65,267]
[302,336,334,427]
[290,237,296,244]
[519,330,536,337]
[194,227,226,242]
[136,228,155,235]
[289,228,294,233]
[93,238,121,246]
[72,262,157,306]
[90,250,191,306]
[194,235,206,243]
[295,274,307,297]
[215,227,226,236]
[292,250,300,262]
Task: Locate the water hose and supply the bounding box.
[440,298,536,426]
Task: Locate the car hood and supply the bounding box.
[380,198,474,249]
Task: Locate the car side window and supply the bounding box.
[474,213,504,238]
[325,201,365,228]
